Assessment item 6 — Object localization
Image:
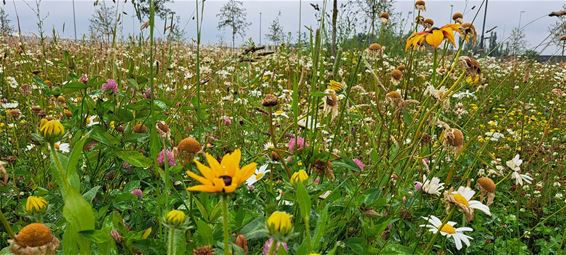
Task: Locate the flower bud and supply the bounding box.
[165,210,186,226]
[267,211,292,237]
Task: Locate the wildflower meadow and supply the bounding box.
[0,0,565,254]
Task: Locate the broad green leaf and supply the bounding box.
[115,151,152,168]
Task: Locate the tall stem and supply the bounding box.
[0,209,15,239]
[222,195,230,255]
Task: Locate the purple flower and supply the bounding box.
[80,74,89,84]
[101,79,118,93]
[131,188,143,198]
[223,116,232,126]
[288,136,306,153]
[143,88,152,99]
[353,158,365,171]
[414,181,423,191]
[157,149,176,167]
[262,238,288,255]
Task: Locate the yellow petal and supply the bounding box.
[237,163,257,184]
[426,30,444,48]
[443,30,457,47]
[221,149,241,177]
[186,171,212,185]
[188,185,219,193]
[205,153,222,173]
[194,160,217,180]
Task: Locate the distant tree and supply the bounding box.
[488,31,500,56]
[217,0,250,49]
[130,0,172,20]
[548,4,566,55]
[266,11,284,46]
[0,8,14,36]
[89,1,116,43]
[164,12,185,42]
[355,0,393,37]
[508,27,527,56]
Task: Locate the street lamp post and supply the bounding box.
[259,12,262,45]
[479,0,489,50]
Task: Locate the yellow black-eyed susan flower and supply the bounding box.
[267,211,292,236]
[186,149,256,193]
[405,24,461,50]
[25,196,48,214]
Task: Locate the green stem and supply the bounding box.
[423,208,455,255]
[0,208,15,239]
[222,195,230,255]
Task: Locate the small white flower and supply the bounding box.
[55,142,70,153]
[1,102,19,109]
[246,164,270,187]
[420,215,473,250]
[511,171,533,186]
[506,154,522,172]
[416,175,445,196]
[86,115,100,127]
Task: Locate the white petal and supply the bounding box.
[454,235,463,250]
[469,201,491,216]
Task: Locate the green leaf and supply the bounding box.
[63,81,89,94]
[196,220,213,244]
[115,151,152,168]
[62,187,96,254]
[91,126,119,146]
[312,205,329,251]
[296,182,311,221]
[83,186,101,204]
[66,134,89,189]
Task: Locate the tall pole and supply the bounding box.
[518,11,525,29]
[449,4,453,23]
[479,0,489,50]
[259,12,262,45]
[298,0,302,46]
[72,0,77,40]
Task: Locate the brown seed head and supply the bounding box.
[192,245,215,255]
[368,43,382,51]
[477,177,496,193]
[424,18,434,26]
[379,12,390,20]
[14,223,55,247]
[177,137,201,154]
[445,128,464,147]
[133,123,148,133]
[386,90,402,100]
[235,234,249,254]
[396,64,406,72]
[415,0,426,10]
[262,94,278,107]
[452,12,463,22]
[57,96,66,104]
[391,69,403,81]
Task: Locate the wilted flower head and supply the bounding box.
[415,0,426,11]
[379,12,390,23]
[443,128,464,156]
[452,12,464,23]
[476,177,496,206]
[9,223,60,255]
[444,186,491,222]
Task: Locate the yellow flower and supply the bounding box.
[165,210,186,225]
[290,170,309,185]
[328,80,344,92]
[186,149,256,193]
[405,24,461,50]
[39,119,64,143]
[25,196,48,214]
[267,211,292,236]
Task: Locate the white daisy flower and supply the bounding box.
[511,171,533,186]
[420,215,473,250]
[1,102,19,109]
[415,175,445,196]
[86,115,100,127]
[505,154,522,172]
[445,186,491,222]
[55,142,70,153]
[246,164,270,187]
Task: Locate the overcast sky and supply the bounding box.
[2,0,565,54]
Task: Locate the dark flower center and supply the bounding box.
[219,176,232,186]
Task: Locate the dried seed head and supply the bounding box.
[262,94,278,107]
[133,123,148,133]
[396,64,406,72]
[56,96,66,104]
[156,121,170,138]
[460,23,478,45]
[424,18,434,27]
[560,34,566,41]
[380,12,390,23]
[177,137,201,154]
[192,245,215,255]
[452,12,464,23]
[391,69,403,81]
[445,128,464,147]
[459,56,481,78]
[235,234,249,254]
[386,90,402,100]
[368,43,382,51]
[11,223,60,255]
[325,90,338,107]
[415,0,426,10]
[477,177,496,193]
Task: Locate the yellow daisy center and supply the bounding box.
[452,193,469,206]
[440,224,456,234]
